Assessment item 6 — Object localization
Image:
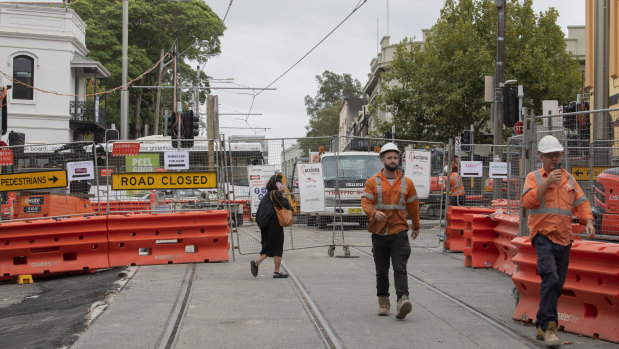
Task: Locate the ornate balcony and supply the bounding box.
[69,100,106,131]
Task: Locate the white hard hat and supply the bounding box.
[443,165,449,173]
[379,142,400,156]
[538,135,564,153]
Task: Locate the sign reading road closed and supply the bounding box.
[112,171,217,190]
[0,170,68,192]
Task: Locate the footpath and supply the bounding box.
[72,244,616,349]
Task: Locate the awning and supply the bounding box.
[70,53,111,78]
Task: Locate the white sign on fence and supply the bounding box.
[460,161,483,177]
[404,150,431,199]
[489,162,509,178]
[297,163,325,212]
[164,151,189,170]
[248,165,276,216]
[66,161,94,181]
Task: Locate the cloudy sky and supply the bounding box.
[204,0,584,139]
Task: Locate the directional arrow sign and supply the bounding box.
[0,170,68,192]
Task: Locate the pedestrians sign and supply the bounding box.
[514,121,523,135]
[571,166,610,181]
[112,171,217,190]
[0,170,67,192]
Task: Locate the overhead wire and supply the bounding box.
[243,0,369,129]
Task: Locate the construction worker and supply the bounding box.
[445,158,466,206]
[361,142,420,320]
[521,135,595,347]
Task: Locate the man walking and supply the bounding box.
[361,142,420,320]
[521,135,595,347]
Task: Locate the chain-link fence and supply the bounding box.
[231,136,446,256]
[0,142,101,221]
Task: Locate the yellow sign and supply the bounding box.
[112,171,217,190]
[0,170,68,192]
[571,166,610,181]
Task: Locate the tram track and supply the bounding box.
[353,246,546,349]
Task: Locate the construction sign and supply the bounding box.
[571,166,610,181]
[112,171,217,190]
[0,170,68,192]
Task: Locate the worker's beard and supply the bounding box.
[385,162,398,171]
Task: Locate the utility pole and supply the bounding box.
[120,0,129,139]
[207,95,219,170]
[593,0,611,167]
[194,65,200,133]
[154,49,164,135]
[492,0,506,200]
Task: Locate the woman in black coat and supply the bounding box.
[251,174,292,278]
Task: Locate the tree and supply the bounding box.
[374,0,581,141]
[70,0,224,138]
[304,71,363,137]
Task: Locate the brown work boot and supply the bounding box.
[544,321,561,347]
[377,296,390,316]
[536,326,544,340]
[395,295,412,320]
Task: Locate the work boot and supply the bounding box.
[535,326,544,340]
[395,295,412,320]
[377,296,390,316]
[544,321,561,347]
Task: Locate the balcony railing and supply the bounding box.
[69,100,106,129]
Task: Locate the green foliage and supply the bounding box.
[70,0,224,138]
[304,71,363,137]
[374,0,581,142]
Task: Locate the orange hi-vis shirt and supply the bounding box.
[361,169,420,235]
[521,168,593,246]
[449,172,465,197]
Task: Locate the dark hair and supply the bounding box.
[266,174,283,191]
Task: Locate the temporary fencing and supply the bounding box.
[523,107,619,239]
[511,236,619,343]
[232,136,446,256]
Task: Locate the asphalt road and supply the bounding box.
[0,268,126,349]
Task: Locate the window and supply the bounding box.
[13,55,34,100]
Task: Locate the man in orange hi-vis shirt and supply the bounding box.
[521,135,595,348]
[361,142,420,321]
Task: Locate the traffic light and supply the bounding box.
[105,129,119,143]
[8,130,25,146]
[1,85,10,136]
[181,110,195,148]
[460,130,472,144]
[503,86,519,127]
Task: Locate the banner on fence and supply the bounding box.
[297,163,325,212]
[489,162,509,179]
[460,161,483,177]
[404,150,431,199]
[248,165,276,216]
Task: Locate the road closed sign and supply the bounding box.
[0,170,68,192]
[112,171,217,190]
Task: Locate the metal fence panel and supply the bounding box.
[0,142,101,222]
[532,108,619,240]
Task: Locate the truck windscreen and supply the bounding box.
[322,155,383,182]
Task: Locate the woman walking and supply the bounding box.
[251,174,292,278]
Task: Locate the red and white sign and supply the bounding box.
[100,168,114,177]
[514,121,523,135]
[0,149,13,165]
[112,142,140,156]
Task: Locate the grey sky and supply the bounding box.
[205,0,584,139]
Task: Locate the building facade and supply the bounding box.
[338,96,366,151]
[0,4,109,144]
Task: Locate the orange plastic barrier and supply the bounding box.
[491,214,519,275]
[512,237,619,343]
[445,206,495,252]
[12,194,93,220]
[463,214,498,267]
[490,199,520,212]
[0,216,109,278]
[107,210,229,267]
[92,201,151,213]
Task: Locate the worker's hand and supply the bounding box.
[546,169,563,185]
[374,211,386,222]
[411,228,420,240]
[584,219,596,239]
